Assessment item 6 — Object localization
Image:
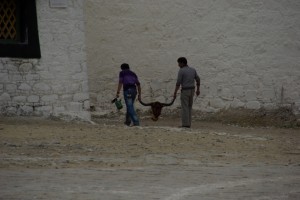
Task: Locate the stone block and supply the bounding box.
[290,92,299,101]
[73,93,89,102]
[11,74,23,81]
[245,101,261,109]
[18,106,34,115]
[261,75,274,86]
[0,93,11,102]
[50,82,66,93]
[12,96,27,103]
[209,98,225,109]
[66,102,83,112]
[230,98,245,108]
[19,63,33,73]
[34,106,52,116]
[28,95,39,103]
[232,86,244,98]
[72,72,87,81]
[0,73,9,82]
[54,106,66,113]
[41,94,58,103]
[263,103,277,110]
[220,88,233,100]
[61,94,73,101]
[65,83,80,93]
[6,64,18,71]
[293,102,300,115]
[6,84,17,92]
[81,81,89,93]
[83,100,90,110]
[33,82,51,92]
[25,74,40,81]
[70,110,91,121]
[245,90,257,101]
[6,107,17,116]
[18,83,32,91]
[260,90,275,102]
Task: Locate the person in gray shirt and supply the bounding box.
[173,57,200,128]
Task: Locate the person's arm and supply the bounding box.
[195,73,200,96]
[173,85,180,98]
[137,84,141,100]
[196,84,200,96]
[173,70,182,98]
[134,73,142,100]
[116,82,122,98]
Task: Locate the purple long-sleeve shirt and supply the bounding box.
[119,69,140,90]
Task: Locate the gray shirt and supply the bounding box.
[176,66,200,89]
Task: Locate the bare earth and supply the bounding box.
[0,115,299,200]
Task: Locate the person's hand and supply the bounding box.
[196,90,200,96]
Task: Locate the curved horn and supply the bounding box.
[161,97,176,107]
[138,98,152,106]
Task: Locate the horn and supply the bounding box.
[138,98,152,106]
[161,97,176,107]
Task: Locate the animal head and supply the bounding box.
[138,98,175,121]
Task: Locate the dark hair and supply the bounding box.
[177,57,187,65]
[120,63,130,70]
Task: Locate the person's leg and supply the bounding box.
[188,89,195,127]
[188,105,192,127]
[130,92,140,126]
[124,89,139,126]
[123,91,131,126]
[180,90,190,127]
[125,112,131,126]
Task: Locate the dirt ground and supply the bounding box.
[0,113,299,199]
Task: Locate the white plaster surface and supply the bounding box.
[85,0,300,115]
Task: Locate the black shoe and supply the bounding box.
[179,126,190,128]
[124,122,131,126]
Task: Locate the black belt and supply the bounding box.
[124,85,136,90]
[181,86,195,90]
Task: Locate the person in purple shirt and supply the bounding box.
[116,63,141,126]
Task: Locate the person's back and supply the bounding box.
[177,66,199,90]
[119,69,139,90]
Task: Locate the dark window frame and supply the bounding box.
[0,0,41,58]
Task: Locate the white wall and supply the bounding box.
[0,0,90,120]
[85,0,300,115]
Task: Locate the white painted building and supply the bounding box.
[86,0,300,116]
[0,0,90,120]
[0,0,299,121]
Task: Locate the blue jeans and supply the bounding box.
[123,88,139,126]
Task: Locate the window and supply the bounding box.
[0,0,19,42]
[0,0,41,58]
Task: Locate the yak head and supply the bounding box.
[138,97,175,121]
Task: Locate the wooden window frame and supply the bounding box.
[0,0,41,58]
